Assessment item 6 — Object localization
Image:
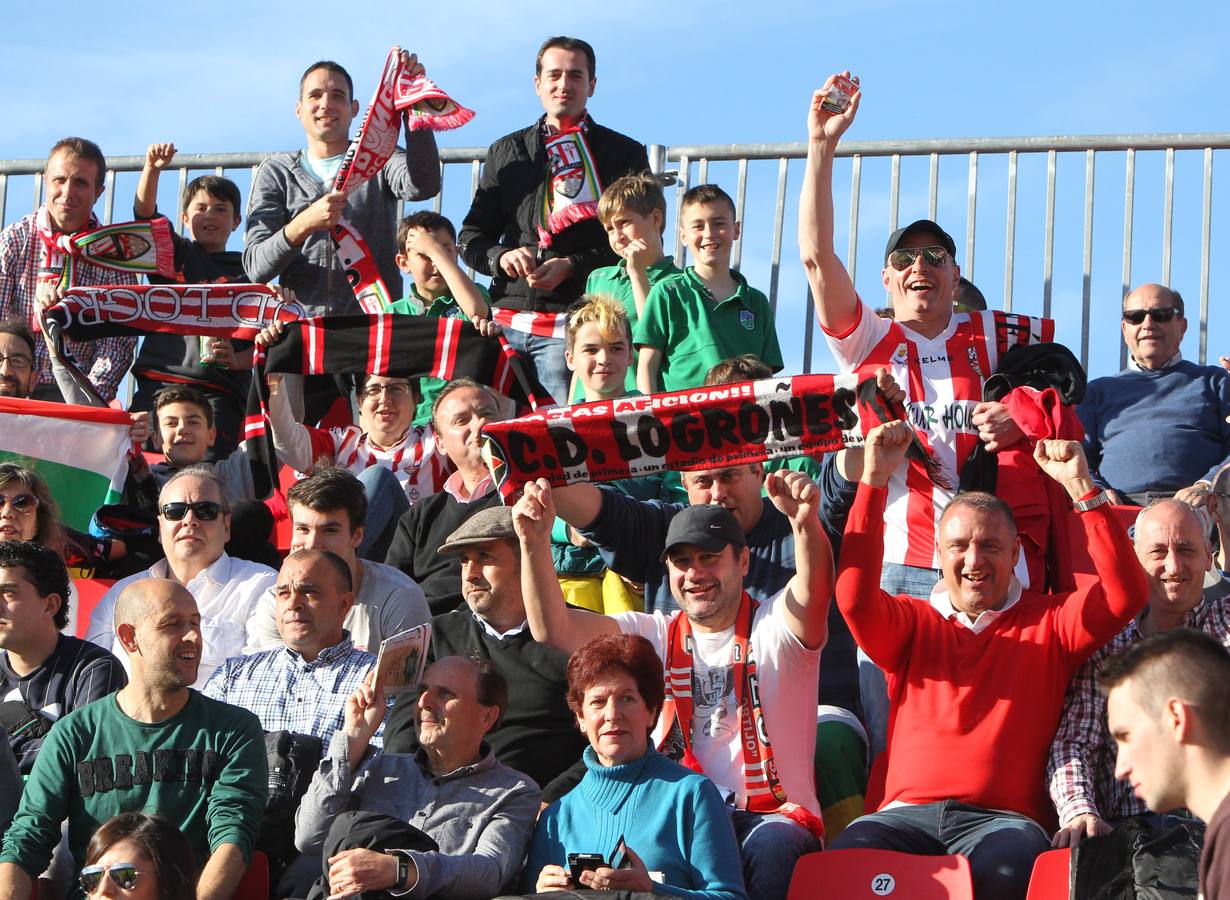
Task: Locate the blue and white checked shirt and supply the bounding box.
[203,632,387,748]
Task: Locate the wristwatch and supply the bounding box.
[394,853,409,890]
[1073,491,1112,513]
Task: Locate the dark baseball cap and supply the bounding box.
[883,219,957,264]
[660,505,746,561]
[438,506,516,555]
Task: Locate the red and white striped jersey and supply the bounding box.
[305,424,454,505]
[825,302,1054,568]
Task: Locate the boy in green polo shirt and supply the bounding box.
[634,183,783,393]
[570,173,680,402]
[387,211,497,424]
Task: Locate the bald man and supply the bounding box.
[0,579,267,900]
[1049,499,1230,845]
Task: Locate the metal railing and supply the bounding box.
[3,132,1226,379]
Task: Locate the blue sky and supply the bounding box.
[3,0,1228,380]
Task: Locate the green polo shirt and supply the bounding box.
[633,267,783,393]
[387,283,492,425]
[578,257,682,401]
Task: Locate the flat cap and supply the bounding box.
[437,506,516,555]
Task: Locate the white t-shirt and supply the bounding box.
[613,590,822,817]
[824,303,1053,568]
[85,553,278,688]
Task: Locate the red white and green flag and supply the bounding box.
[0,398,131,531]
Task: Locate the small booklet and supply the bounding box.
[372,623,432,696]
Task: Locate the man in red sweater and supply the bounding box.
[831,421,1148,900]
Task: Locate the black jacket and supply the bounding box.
[458,115,650,313]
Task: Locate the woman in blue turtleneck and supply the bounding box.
[524,634,747,899]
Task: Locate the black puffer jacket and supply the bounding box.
[458,115,649,313]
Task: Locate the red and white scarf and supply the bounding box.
[480,374,915,500]
[490,307,568,339]
[330,47,403,313]
[393,70,474,131]
[661,593,825,839]
[35,208,175,287]
[537,125,603,248]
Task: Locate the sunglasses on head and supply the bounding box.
[1122,307,1180,325]
[80,863,141,893]
[888,246,950,271]
[160,501,223,521]
[0,494,38,515]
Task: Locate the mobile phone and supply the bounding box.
[610,835,630,870]
[567,853,606,882]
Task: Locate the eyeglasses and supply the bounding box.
[0,353,32,372]
[0,494,38,515]
[80,863,141,893]
[887,246,950,271]
[160,501,224,521]
[359,382,412,401]
[1122,307,1180,325]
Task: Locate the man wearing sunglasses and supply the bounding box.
[84,468,277,688]
[1078,283,1230,507]
[0,578,267,900]
[800,75,1057,755]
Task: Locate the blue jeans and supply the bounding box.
[358,466,410,561]
[860,563,941,757]
[832,801,1050,900]
[499,327,570,408]
[731,810,821,900]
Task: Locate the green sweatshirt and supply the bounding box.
[0,691,267,895]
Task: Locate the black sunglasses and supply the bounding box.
[888,246,950,271]
[1122,307,1180,325]
[80,863,141,893]
[160,501,224,521]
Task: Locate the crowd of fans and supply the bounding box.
[1,38,1230,900]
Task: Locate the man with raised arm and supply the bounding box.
[831,422,1148,900]
[515,470,833,900]
[798,75,1052,594]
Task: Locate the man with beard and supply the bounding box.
[0,579,266,900]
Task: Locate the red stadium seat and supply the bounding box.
[1025,848,1070,900]
[233,851,269,900]
[787,849,973,900]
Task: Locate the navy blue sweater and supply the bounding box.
[1078,360,1230,494]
